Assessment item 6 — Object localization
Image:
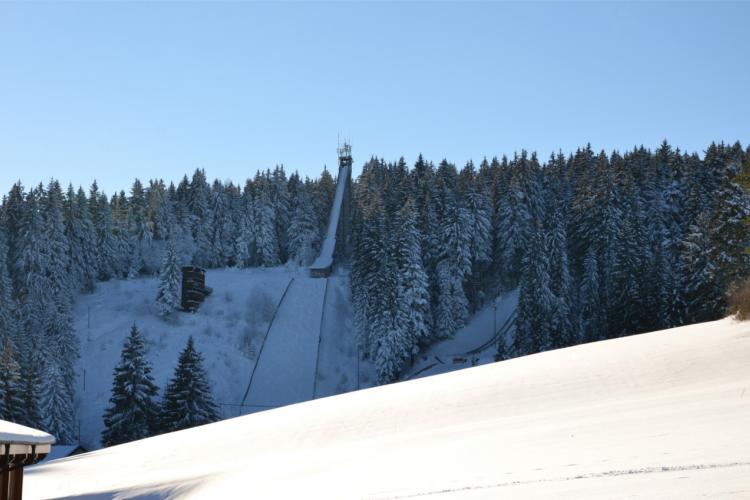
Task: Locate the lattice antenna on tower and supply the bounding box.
[337,141,352,169]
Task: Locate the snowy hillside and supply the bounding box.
[72,267,364,450]
[30,318,750,499]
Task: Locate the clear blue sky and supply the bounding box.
[1,1,748,195]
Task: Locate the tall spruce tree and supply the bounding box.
[159,337,219,433]
[287,185,320,266]
[0,339,24,423]
[513,226,553,356]
[101,325,160,446]
[156,242,182,318]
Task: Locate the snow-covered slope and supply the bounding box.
[29,318,750,499]
[73,267,362,449]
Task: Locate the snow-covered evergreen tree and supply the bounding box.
[546,203,575,348]
[39,181,78,444]
[682,212,722,323]
[513,227,553,356]
[156,242,182,318]
[188,169,213,267]
[254,177,280,266]
[579,247,604,343]
[434,202,472,339]
[0,339,24,423]
[393,203,432,347]
[287,186,320,266]
[159,337,219,433]
[101,325,160,447]
[66,186,99,293]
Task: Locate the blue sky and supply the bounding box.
[1,1,748,194]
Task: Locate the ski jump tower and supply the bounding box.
[310,142,352,278]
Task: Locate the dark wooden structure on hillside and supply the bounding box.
[181,266,213,312]
[1,422,54,500]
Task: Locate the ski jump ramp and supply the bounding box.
[310,144,352,277]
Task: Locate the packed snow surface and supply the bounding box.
[28,318,750,499]
[244,277,327,407]
[310,163,349,271]
[0,420,54,445]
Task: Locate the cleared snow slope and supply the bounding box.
[28,318,750,499]
[314,275,359,398]
[244,276,327,408]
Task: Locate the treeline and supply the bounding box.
[351,142,750,383]
[0,166,335,443]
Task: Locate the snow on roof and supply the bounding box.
[0,420,55,445]
[26,318,750,499]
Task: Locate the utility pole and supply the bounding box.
[494,297,497,336]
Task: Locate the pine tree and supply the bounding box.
[287,186,320,266]
[434,201,472,339]
[0,226,19,347]
[393,203,432,347]
[0,339,24,423]
[546,203,575,348]
[66,185,99,293]
[101,325,160,446]
[159,337,219,433]
[128,179,152,275]
[513,227,553,356]
[271,166,291,262]
[682,212,723,323]
[156,242,182,318]
[17,358,43,429]
[235,182,256,268]
[254,177,280,266]
[579,247,604,342]
[188,169,213,267]
[90,187,121,280]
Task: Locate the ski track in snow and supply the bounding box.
[378,461,750,498]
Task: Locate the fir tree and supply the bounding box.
[159,337,219,433]
[287,186,320,266]
[0,339,24,423]
[66,185,99,293]
[579,247,604,343]
[156,242,182,318]
[254,176,280,266]
[101,325,160,447]
[513,227,553,356]
[682,212,722,323]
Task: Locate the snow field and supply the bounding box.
[29,317,750,499]
[73,267,294,448]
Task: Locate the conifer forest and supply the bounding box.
[0,141,748,445]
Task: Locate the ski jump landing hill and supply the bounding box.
[309,142,352,278]
[239,143,356,413]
